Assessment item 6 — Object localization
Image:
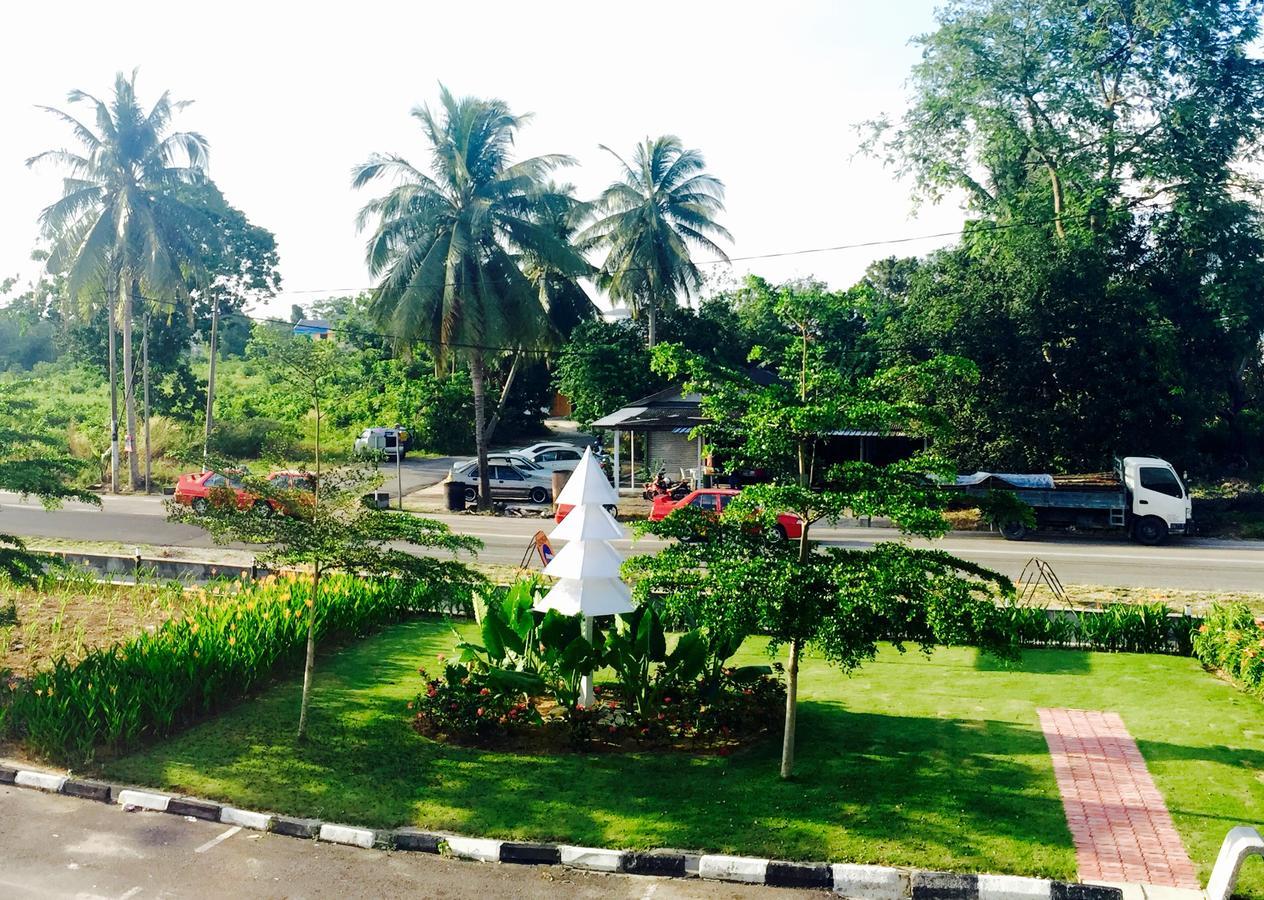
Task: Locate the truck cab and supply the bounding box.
[1119,456,1191,544]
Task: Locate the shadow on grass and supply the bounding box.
[974,649,1091,675]
[100,621,1082,875]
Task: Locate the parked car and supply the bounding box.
[553,502,619,523]
[487,453,546,472]
[519,445,586,473]
[515,441,576,457]
[449,460,554,504]
[173,470,315,516]
[649,488,803,541]
[354,426,407,460]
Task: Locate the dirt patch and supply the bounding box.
[0,578,192,675]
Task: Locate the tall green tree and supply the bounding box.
[28,70,211,492]
[581,136,732,347]
[629,287,1016,779]
[865,0,1264,473]
[353,86,589,509]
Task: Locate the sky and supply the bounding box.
[0,0,968,319]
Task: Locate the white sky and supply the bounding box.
[0,0,967,318]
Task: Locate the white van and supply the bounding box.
[354,427,406,461]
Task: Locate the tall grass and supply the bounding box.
[2,573,473,763]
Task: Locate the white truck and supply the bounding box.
[954,456,1192,545]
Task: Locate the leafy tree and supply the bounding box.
[168,330,483,739]
[581,136,732,347]
[0,399,98,582]
[864,0,1264,474]
[627,288,1017,779]
[353,86,590,509]
[553,319,664,430]
[29,70,212,492]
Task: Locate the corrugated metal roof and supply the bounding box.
[590,407,648,428]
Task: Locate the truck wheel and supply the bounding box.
[1133,516,1168,546]
[1000,520,1029,541]
[529,486,549,504]
[463,486,478,504]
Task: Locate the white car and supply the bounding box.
[450,459,553,504]
[519,445,585,473]
[514,441,577,458]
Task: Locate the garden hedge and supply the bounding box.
[1192,603,1264,697]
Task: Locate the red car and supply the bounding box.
[553,502,619,524]
[173,470,314,516]
[649,488,803,541]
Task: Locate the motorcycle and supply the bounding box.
[642,467,690,501]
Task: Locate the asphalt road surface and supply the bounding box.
[3,491,1263,591]
[0,786,823,899]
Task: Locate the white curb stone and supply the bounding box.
[320,823,376,850]
[559,844,624,872]
[15,770,67,793]
[445,835,502,863]
[832,864,909,900]
[698,854,768,883]
[221,807,273,831]
[978,874,1053,900]
[115,789,171,812]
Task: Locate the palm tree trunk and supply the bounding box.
[121,279,141,491]
[647,303,657,349]
[484,350,522,444]
[143,316,152,493]
[107,300,120,494]
[470,351,492,511]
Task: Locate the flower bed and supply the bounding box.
[408,577,786,754]
[1193,603,1264,696]
[411,661,785,754]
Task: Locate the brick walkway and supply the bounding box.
[1037,708,1199,889]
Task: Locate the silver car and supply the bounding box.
[450,459,553,504]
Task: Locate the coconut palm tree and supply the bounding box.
[581,136,732,347]
[353,87,589,510]
[28,70,209,492]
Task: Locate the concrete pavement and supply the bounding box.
[0,786,823,899]
[4,490,1264,590]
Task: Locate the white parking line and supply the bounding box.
[194,826,241,854]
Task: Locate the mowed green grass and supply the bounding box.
[101,619,1264,892]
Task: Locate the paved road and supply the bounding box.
[0,787,820,899]
[3,491,1263,591]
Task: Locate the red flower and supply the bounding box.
[663,696,671,704]
[427,686,437,698]
[479,687,490,696]
[657,713,665,721]
[476,707,485,717]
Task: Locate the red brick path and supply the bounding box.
[1037,708,1199,889]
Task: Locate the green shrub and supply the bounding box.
[3,573,473,763]
[208,418,294,458]
[1193,603,1264,697]
[998,602,1194,654]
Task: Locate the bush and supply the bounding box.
[999,602,1195,654]
[2,573,474,763]
[1193,603,1264,697]
[411,663,538,739]
[208,418,294,458]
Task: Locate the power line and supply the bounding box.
[271,213,1089,296]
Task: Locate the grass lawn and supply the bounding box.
[100,619,1264,893]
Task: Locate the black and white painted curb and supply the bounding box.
[0,763,1131,898]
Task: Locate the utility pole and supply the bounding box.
[202,301,219,469]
